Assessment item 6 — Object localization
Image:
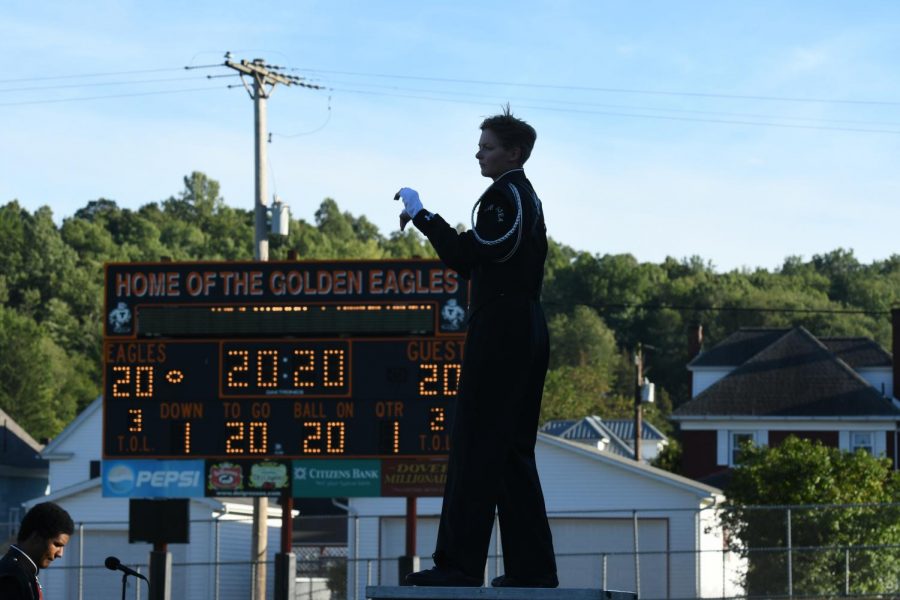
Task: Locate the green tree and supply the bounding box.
[0,306,83,438]
[722,437,900,595]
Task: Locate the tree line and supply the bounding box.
[3,171,899,443]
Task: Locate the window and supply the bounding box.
[850,432,874,455]
[730,432,755,466]
[89,460,101,479]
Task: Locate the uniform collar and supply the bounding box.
[9,545,39,576]
[494,168,524,182]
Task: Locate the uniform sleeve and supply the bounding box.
[412,186,522,277]
[0,575,29,600]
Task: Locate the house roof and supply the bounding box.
[603,419,667,442]
[541,416,666,442]
[41,396,101,458]
[539,416,668,460]
[820,337,893,369]
[538,419,577,437]
[538,433,722,499]
[0,407,48,471]
[674,327,900,418]
[688,328,789,368]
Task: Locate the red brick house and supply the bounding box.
[672,323,900,485]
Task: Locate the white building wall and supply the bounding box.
[690,368,733,397]
[46,403,103,491]
[856,368,892,397]
[349,437,736,600]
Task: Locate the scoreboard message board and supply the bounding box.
[103,260,468,460]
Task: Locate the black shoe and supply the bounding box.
[491,573,559,588]
[405,565,482,587]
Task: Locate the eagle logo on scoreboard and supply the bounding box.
[107,302,132,334]
[208,462,243,492]
[440,299,466,331]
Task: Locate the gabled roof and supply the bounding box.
[688,328,789,368]
[539,416,668,459]
[603,419,667,442]
[674,327,900,418]
[821,337,893,369]
[41,396,101,457]
[0,407,48,471]
[538,433,722,499]
[538,419,577,437]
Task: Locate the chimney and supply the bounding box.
[688,322,703,360]
[892,309,900,400]
[688,322,703,399]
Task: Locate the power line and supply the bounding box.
[582,302,886,316]
[299,67,900,107]
[0,75,233,94]
[0,85,234,107]
[0,67,185,84]
[328,87,900,135]
[321,78,900,129]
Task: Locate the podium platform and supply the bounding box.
[366,586,636,600]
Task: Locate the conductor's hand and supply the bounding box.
[394,187,423,232]
[395,187,423,219]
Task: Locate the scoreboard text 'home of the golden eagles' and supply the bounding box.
[102,260,469,460]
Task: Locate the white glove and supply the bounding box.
[394,187,424,219]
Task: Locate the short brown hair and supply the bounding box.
[479,105,537,165]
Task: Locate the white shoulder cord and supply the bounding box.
[470,182,523,249]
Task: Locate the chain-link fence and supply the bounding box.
[5,504,900,600]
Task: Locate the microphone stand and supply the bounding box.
[119,570,149,600]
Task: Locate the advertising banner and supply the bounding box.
[205,459,291,497]
[102,460,205,498]
[292,459,381,497]
[381,457,448,497]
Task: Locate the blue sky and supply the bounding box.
[2,1,899,271]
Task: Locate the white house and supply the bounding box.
[347,433,744,600]
[24,398,287,600]
[675,326,900,484]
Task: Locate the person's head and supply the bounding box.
[17,502,74,569]
[476,106,537,180]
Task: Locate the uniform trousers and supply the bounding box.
[434,295,557,580]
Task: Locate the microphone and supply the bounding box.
[105,556,148,581]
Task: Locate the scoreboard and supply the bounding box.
[103,260,468,460]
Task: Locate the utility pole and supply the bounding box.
[224,56,313,260]
[634,344,643,463]
[222,55,322,600]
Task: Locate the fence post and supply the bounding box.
[353,513,360,600]
[844,546,850,596]
[786,508,793,598]
[601,553,608,590]
[214,517,220,600]
[633,510,641,599]
[78,522,84,600]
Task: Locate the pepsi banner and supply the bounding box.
[103,460,205,498]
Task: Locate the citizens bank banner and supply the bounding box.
[292,459,381,498]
